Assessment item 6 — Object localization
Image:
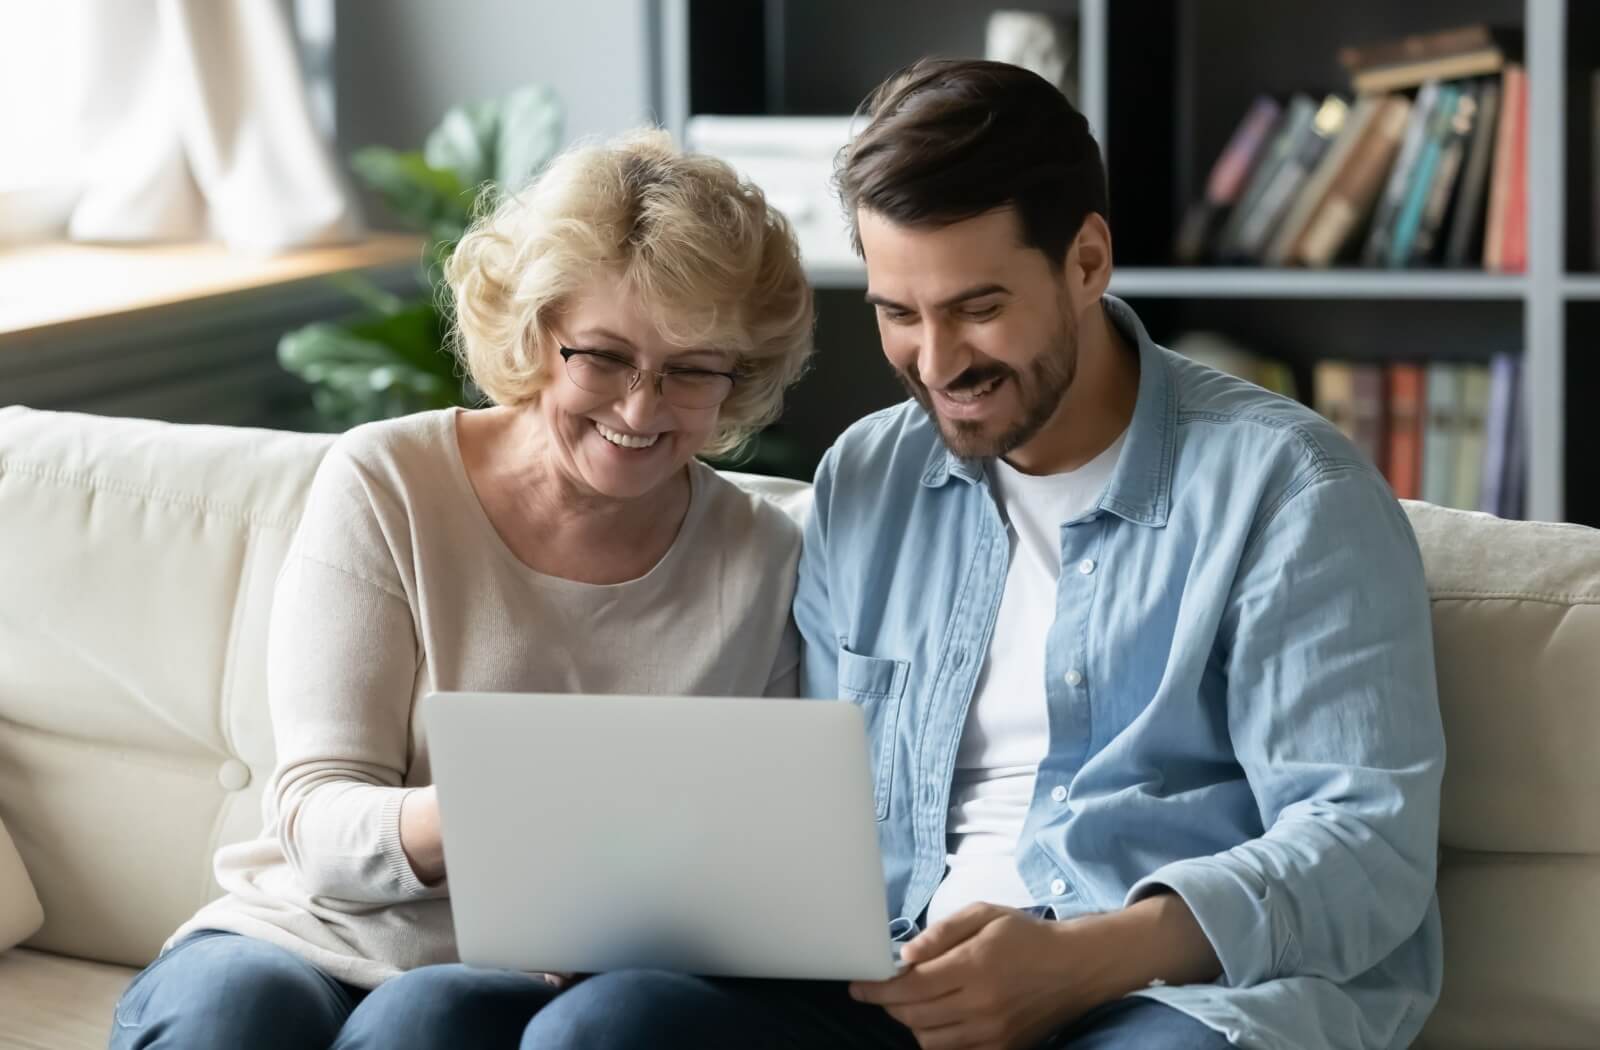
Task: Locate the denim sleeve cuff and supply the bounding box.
[1125,855,1299,988]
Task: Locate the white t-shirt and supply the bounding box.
[927,431,1127,925]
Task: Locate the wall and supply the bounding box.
[333,0,656,171]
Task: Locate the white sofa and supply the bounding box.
[0,405,1596,1049]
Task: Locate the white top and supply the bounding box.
[172,408,802,988]
[927,431,1127,926]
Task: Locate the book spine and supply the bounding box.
[1479,353,1515,514]
[1421,363,1462,506]
[1444,79,1501,267]
[1452,365,1492,512]
[1410,86,1476,265]
[1386,364,1426,499]
[1297,97,1411,267]
[1388,85,1460,268]
[1502,69,1529,272]
[1484,65,1523,271]
[1364,83,1440,267]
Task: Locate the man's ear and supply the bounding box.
[1063,213,1114,314]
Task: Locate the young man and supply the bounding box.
[524,59,1444,1050]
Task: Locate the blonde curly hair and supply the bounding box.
[445,128,815,456]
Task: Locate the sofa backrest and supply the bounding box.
[1402,503,1600,1048]
[0,407,331,966]
[1,406,1596,1046]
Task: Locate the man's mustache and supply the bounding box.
[906,364,1014,395]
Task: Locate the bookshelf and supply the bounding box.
[658,0,1594,525]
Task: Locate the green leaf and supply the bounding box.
[289,82,562,431]
[342,303,450,374]
[278,314,463,427]
[424,99,499,193]
[324,273,407,316]
[350,147,472,232]
[494,84,563,193]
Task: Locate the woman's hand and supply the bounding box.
[399,785,447,886]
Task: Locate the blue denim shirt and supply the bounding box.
[795,297,1445,1049]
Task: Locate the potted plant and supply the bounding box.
[278,84,562,428]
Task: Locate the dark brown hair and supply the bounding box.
[836,58,1108,268]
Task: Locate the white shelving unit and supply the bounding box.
[659,0,1588,522]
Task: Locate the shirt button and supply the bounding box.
[1050,878,1068,896]
[1064,669,1083,687]
[1050,785,1068,803]
[1078,559,1096,575]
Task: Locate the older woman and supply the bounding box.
[108,129,814,1050]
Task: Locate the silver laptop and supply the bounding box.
[422,692,901,981]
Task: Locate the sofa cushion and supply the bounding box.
[0,948,135,1050]
[0,815,43,951]
[1403,501,1600,1049]
[0,406,333,967]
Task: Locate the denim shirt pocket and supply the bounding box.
[837,646,910,821]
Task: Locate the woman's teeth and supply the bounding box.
[943,375,1004,403]
[595,421,660,449]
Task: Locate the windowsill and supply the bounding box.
[0,234,425,341]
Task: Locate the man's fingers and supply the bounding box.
[881,988,969,1032]
[850,959,966,1006]
[900,904,1005,965]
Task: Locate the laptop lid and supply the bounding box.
[423,692,897,981]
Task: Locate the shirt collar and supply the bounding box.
[919,294,1175,529]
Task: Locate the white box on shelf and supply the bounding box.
[685,116,861,272]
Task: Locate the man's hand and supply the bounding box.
[848,904,1116,1050]
[848,893,1221,1050]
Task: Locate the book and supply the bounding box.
[1479,352,1519,515]
[1363,82,1441,267]
[1501,67,1529,273]
[1484,64,1525,271]
[1314,361,1356,440]
[1168,331,1298,399]
[1444,78,1501,267]
[1350,365,1387,469]
[1409,82,1479,265]
[1388,83,1462,267]
[1214,95,1317,262]
[1386,364,1427,500]
[1231,95,1348,262]
[1265,96,1375,267]
[1339,25,1518,94]
[1422,363,1464,506]
[1340,25,1497,72]
[1175,96,1282,264]
[1452,365,1492,512]
[1296,94,1411,267]
[1502,358,1527,519]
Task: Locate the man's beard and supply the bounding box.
[898,319,1078,460]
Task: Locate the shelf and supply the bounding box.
[804,262,1531,300]
[1563,276,1600,300]
[0,235,425,341]
[806,262,869,289]
[1109,268,1528,301]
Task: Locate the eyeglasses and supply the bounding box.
[558,347,739,410]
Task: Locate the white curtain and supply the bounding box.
[1,0,361,253]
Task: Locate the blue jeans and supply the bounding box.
[111,932,1231,1049]
[108,930,559,1049]
[519,968,1231,1049]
